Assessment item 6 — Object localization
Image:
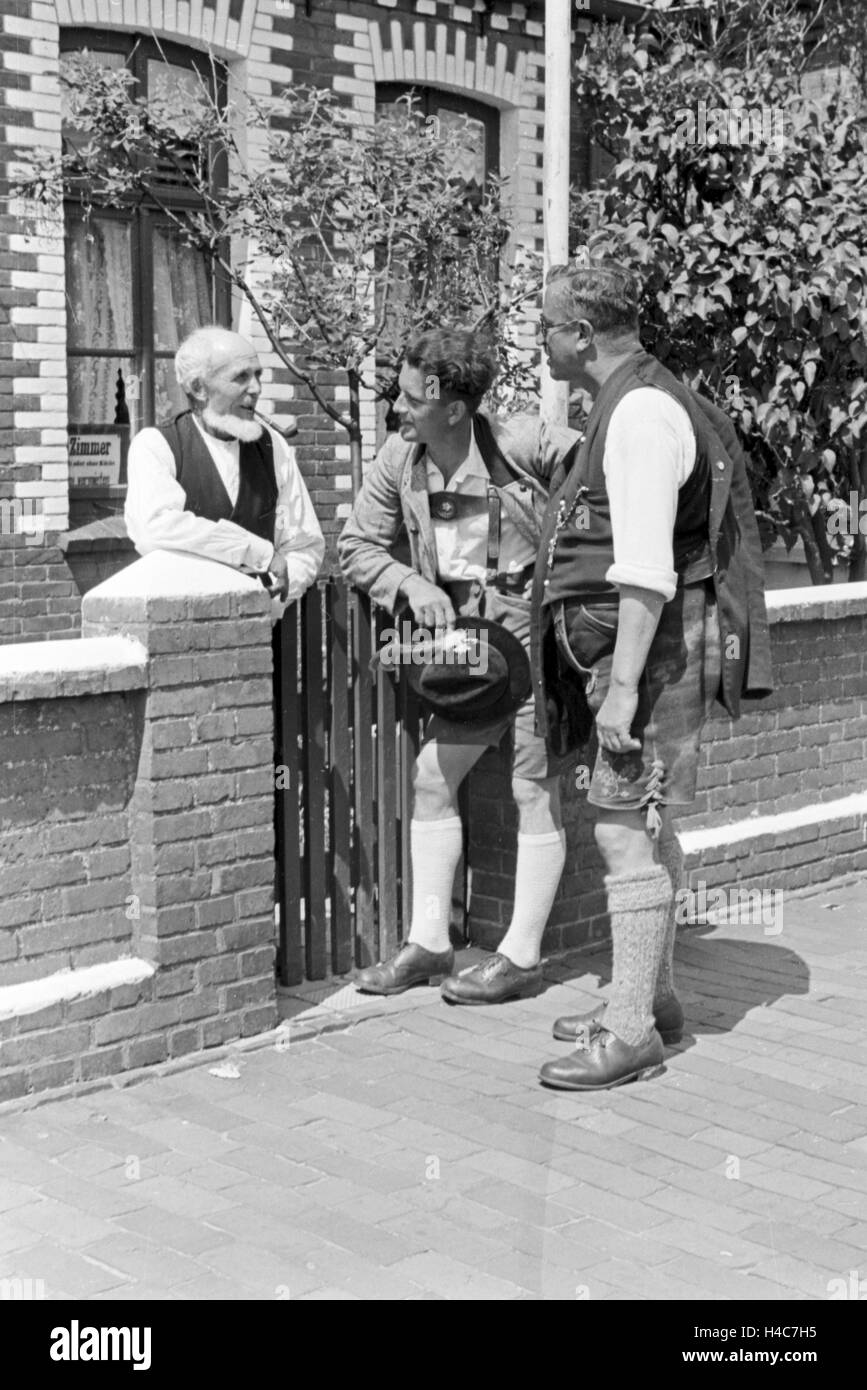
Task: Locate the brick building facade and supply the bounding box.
[0,0,639,645]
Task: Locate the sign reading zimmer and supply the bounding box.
[68,429,123,487]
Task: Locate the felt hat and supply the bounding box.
[375,616,532,723]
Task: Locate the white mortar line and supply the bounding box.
[680,791,867,854]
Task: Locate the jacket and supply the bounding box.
[337,411,581,610]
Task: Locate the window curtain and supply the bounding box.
[66,217,133,426]
[152,225,212,420]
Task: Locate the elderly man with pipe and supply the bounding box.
[533,259,773,1091]
[125,325,324,604]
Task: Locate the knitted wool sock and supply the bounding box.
[654,825,684,1008]
[602,866,672,1048]
[407,816,463,954]
[498,829,567,969]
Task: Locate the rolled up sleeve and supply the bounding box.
[603,388,696,602]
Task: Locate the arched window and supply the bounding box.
[60,30,230,472]
[372,85,500,440]
[376,84,500,200]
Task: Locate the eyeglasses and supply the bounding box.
[539,315,585,346]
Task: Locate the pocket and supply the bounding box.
[563,600,619,668]
[579,604,618,635]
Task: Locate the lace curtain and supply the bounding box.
[152,224,212,421]
[66,216,134,428]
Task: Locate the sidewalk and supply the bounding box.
[1,875,866,1301]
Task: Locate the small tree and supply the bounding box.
[570,0,867,582]
[22,55,535,493]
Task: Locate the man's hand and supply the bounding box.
[399,575,455,631]
[267,551,290,602]
[595,585,664,753]
[595,679,641,754]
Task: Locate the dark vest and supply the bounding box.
[544,351,714,606]
[158,411,278,546]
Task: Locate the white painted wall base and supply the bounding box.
[0,958,156,1021]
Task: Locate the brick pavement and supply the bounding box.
[1,875,866,1301]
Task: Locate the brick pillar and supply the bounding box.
[81,550,278,1048]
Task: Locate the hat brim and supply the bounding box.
[382,617,532,724]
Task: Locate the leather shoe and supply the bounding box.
[552,995,684,1044]
[355,942,454,996]
[441,952,543,1006]
[539,1027,665,1091]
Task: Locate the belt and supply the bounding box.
[443,562,535,608]
[677,544,715,586]
[490,561,535,594]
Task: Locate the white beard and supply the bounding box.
[201,405,264,443]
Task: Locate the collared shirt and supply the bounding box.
[426,432,536,582]
[604,387,697,601]
[125,416,325,607]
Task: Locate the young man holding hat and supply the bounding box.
[338,327,581,1003]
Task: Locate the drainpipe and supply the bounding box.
[540,0,572,427]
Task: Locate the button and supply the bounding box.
[716,460,725,470]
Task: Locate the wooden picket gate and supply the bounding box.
[273,577,467,986]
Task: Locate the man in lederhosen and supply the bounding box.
[338,327,581,1004]
[531,261,773,1090]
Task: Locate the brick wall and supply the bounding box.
[0,552,279,1102]
[466,587,867,953]
[0,688,141,986]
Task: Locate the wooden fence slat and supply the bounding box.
[397,681,422,946]
[328,580,353,975]
[375,607,399,960]
[352,589,377,966]
[302,583,328,980]
[275,608,303,987]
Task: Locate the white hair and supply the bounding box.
[174,326,245,397]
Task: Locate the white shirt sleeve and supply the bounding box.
[602,388,697,602]
[271,431,325,607]
[124,426,276,572]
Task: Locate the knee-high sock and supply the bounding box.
[654,825,684,1006]
[407,816,463,954]
[602,866,672,1047]
[498,829,567,969]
